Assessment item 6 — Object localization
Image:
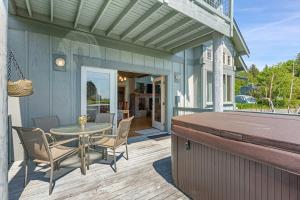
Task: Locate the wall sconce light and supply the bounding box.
[174,72,181,82]
[53,54,66,71]
[56,58,65,67]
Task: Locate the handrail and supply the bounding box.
[234,110,300,117]
[174,107,300,117]
[193,0,231,20]
[192,0,234,36]
[173,107,213,116]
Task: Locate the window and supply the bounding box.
[227,55,232,66]
[223,52,226,65]
[207,71,213,103]
[227,75,232,101]
[138,98,146,110]
[207,49,212,60]
[223,74,226,101]
[223,74,232,102]
[207,72,233,104]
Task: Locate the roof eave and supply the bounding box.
[233,19,250,56]
[235,56,248,72]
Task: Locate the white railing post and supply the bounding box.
[212,32,224,112]
[230,0,234,37]
[0,0,8,199]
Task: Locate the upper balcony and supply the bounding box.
[162,0,234,37]
[8,0,238,56]
[202,0,231,17]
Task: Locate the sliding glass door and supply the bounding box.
[81,67,117,123]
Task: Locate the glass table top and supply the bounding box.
[50,123,112,136]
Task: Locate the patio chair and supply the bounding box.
[94,113,115,135]
[32,116,60,133]
[95,113,115,125]
[89,116,134,172]
[12,127,79,195]
[32,115,76,142]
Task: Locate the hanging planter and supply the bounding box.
[7,51,33,97]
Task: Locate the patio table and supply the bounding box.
[50,123,112,175]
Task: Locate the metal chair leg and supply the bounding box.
[113,148,117,172]
[105,148,108,160]
[87,145,90,170]
[24,159,28,187]
[49,163,54,195]
[125,143,129,160]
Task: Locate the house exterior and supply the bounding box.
[0,0,249,198]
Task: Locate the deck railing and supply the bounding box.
[173,107,300,117]
[173,107,213,117]
[193,0,232,19]
[192,0,234,36]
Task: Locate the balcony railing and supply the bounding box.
[192,0,233,35]
[202,0,231,17]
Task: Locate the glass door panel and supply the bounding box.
[81,67,117,123]
[152,76,165,130]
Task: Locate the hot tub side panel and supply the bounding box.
[171,134,300,200]
[171,134,178,186]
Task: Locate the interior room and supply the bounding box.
[117,71,163,137]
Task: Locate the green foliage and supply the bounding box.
[235,55,300,108]
[236,103,273,110]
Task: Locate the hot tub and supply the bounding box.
[171,112,300,200]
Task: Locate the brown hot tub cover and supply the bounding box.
[173,112,300,154]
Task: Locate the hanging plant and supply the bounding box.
[7,51,33,97]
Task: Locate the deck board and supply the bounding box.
[8,137,189,200]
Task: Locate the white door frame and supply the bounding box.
[152,76,166,130]
[81,66,117,126]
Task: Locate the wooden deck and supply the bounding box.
[8,136,189,200]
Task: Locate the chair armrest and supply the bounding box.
[89,129,113,139]
[45,133,56,146]
[50,138,78,148]
[89,134,117,143]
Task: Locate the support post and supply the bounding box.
[230,0,234,37]
[212,33,224,112]
[0,0,8,199]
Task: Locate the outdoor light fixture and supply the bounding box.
[53,54,66,71]
[174,72,181,82]
[55,58,66,67]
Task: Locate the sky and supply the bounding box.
[235,0,300,70]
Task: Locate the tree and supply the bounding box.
[296,53,300,65]
[288,62,295,112]
[235,56,300,110]
[248,64,259,77]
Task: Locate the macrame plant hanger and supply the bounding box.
[7,51,33,97]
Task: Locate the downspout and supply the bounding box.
[0,0,8,199]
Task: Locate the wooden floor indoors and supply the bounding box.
[8,136,189,200]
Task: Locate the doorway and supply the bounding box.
[117,71,166,136]
[81,67,166,137]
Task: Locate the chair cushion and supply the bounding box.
[50,145,77,161]
[93,137,116,148]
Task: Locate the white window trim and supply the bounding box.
[227,55,232,66]
[206,48,212,61]
[205,71,234,106]
[224,73,233,103]
[205,70,213,106]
